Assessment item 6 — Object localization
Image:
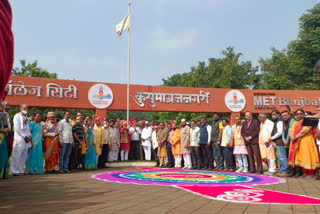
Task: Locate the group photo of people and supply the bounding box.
[0,101,319,180]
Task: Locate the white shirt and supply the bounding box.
[152,130,158,148]
[190,126,200,146]
[207,124,212,143]
[261,119,274,143]
[129,126,141,141]
[58,119,73,143]
[141,126,152,146]
[271,120,283,140]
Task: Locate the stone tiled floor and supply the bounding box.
[0,167,319,214]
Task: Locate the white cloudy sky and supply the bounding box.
[11,0,318,85]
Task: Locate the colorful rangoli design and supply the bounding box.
[92,168,320,205]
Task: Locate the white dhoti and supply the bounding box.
[10,141,29,174]
[142,140,151,161]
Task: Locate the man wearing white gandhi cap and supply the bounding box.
[180,119,192,169]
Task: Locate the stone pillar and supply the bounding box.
[229,112,240,125]
[95,109,107,119]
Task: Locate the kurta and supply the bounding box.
[43,121,59,170]
[169,129,181,155]
[94,124,104,155]
[232,124,247,155]
[10,113,31,175]
[103,127,110,145]
[259,119,274,159]
[109,127,118,151]
[120,127,130,151]
[26,122,44,174]
[293,121,320,170]
[180,126,191,154]
[157,128,167,157]
[152,131,158,149]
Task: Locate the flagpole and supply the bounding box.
[126,3,131,124]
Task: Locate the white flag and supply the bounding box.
[116,13,130,37]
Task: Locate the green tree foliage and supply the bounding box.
[12,60,58,79]
[259,3,320,90]
[162,46,260,89]
[160,47,259,122]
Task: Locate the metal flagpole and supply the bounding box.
[126,3,131,123]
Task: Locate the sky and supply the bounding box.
[10,0,319,85]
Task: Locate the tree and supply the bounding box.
[159,47,259,122]
[259,3,320,90]
[12,60,58,79]
[162,46,260,89]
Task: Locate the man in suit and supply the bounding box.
[241,111,263,174]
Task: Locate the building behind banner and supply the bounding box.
[5,76,320,122]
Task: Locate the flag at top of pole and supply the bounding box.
[115,12,130,37]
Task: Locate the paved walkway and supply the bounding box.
[0,167,319,214]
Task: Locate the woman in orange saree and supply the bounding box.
[289,109,320,178]
[43,112,59,173]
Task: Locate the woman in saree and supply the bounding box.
[289,109,320,178]
[0,104,9,179]
[26,113,44,174]
[83,120,97,170]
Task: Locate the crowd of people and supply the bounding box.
[0,102,319,180]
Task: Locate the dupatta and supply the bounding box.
[288,120,302,166]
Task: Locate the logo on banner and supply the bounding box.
[225,90,246,112]
[88,84,113,109]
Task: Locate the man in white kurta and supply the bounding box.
[10,105,32,175]
[180,119,192,169]
[152,126,159,166]
[141,121,152,160]
[258,113,275,175]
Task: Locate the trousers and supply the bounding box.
[191,146,201,168]
[166,144,175,167]
[174,154,182,167]
[212,141,224,169]
[59,143,72,171]
[222,147,235,169]
[245,143,263,173]
[199,144,213,168]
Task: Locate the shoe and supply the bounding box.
[187,167,192,170]
[64,170,71,173]
[277,173,288,177]
[228,169,235,172]
[287,172,295,177]
[222,169,229,172]
[154,165,159,167]
[243,169,248,173]
[197,167,201,170]
[58,170,65,174]
[304,175,314,179]
[249,170,257,174]
[208,167,213,170]
[236,168,243,173]
[293,173,302,178]
[265,171,275,176]
[203,167,208,170]
[183,166,188,169]
[300,174,307,178]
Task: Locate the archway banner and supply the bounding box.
[6,76,320,113]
